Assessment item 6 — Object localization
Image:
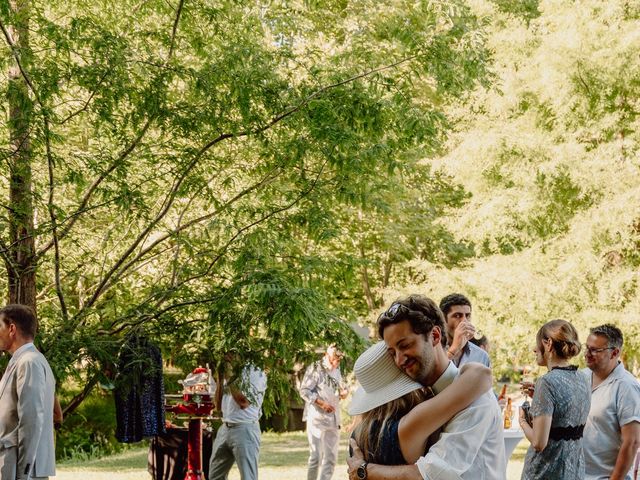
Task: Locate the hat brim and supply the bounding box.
[348,376,423,416]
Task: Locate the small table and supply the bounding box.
[503,428,525,458]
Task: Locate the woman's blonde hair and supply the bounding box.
[536,319,581,359]
[353,388,429,462]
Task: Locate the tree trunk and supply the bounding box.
[6,0,36,311]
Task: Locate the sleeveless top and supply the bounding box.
[351,417,413,465]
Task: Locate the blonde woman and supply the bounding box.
[348,341,492,466]
[520,319,591,480]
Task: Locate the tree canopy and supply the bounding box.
[0,0,489,415]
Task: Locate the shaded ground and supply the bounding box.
[54,431,527,479]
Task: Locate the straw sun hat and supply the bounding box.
[348,341,423,415]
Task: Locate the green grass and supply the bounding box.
[55,430,526,479]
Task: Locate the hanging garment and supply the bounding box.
[114,335,166,442]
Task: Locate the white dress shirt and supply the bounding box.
[221,365,267,424]
[416,362,507,480]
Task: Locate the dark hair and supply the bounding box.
[439,293,472,318]
[589,324,623,350]
[354,388,429,462]
[536,319,581,359]
[377,294,447,347]
[0,304,37,338]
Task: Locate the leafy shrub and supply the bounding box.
[56,388,125,461]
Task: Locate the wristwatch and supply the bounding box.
[356,461,368,480]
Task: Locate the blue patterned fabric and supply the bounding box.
[115,336,166,443]
[521,366,591,480]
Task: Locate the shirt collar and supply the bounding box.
[9,342,34,365]
[591,361,626,391]
[432,361,459,395]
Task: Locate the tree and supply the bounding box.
[0,0,489,417]
[396,0,640,379]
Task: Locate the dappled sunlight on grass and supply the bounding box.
[54,430,525,480]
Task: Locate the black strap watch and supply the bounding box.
[356,461,368,480]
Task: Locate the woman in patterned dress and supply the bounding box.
[520,319,591,479]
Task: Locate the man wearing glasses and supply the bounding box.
[583,324,640,480]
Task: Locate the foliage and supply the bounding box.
[377,0,640,379]
[55,387,127,461]
[0,0,489,421]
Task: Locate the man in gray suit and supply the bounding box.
[0,304,56,480]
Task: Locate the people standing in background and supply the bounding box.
[582,324,640,480]
[439,293,490,367]
[209,359,267,480]
[519,319,590,480]
[0,304,56,480]
[300,345,348,480]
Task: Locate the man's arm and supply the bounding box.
[610,421,640,480]
[347,439,422,480]
[229,366,267,409]
[416,398,502,479]
[299,365,334,413]
[16,357,47,480]
[228,384,250,409]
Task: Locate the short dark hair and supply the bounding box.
[0,304,37,338]
[590,324,623,350]
[377,294,447,347]
[439,293,472,318]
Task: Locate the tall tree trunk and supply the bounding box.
[6,0,36,310]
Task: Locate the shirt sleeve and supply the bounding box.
[531,374,555,418]
[299,364,319,404]
[616,379,640,426]
[416,400,496,479]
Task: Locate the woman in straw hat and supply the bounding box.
[349,341,491,465]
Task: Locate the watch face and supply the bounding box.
[357,464,367,479]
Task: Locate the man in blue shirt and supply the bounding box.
[439,293,490,367]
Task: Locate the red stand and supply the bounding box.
[165,393,214,480]
[185,418,204,480]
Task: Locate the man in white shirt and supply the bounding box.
[299,345,348,480]
[583,324,640,480]
[209,361,267,480]
[347,294,505,480]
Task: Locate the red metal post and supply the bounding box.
[185,418,204,480]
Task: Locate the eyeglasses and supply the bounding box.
[583,345,615,355]
[377,303,410,323]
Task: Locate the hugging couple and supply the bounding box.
[347,294,507,480]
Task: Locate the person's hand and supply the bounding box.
[347,438,364,480]
[316,399,335,413]
[450,320,475,352]
[518,406,529,429]
[520,381,535,398]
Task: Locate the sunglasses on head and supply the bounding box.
[377,302,412,323]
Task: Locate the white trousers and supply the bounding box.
[306,422,339,480]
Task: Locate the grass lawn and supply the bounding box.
[54,430,527,480]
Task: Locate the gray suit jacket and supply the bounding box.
[0,344,56,479]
